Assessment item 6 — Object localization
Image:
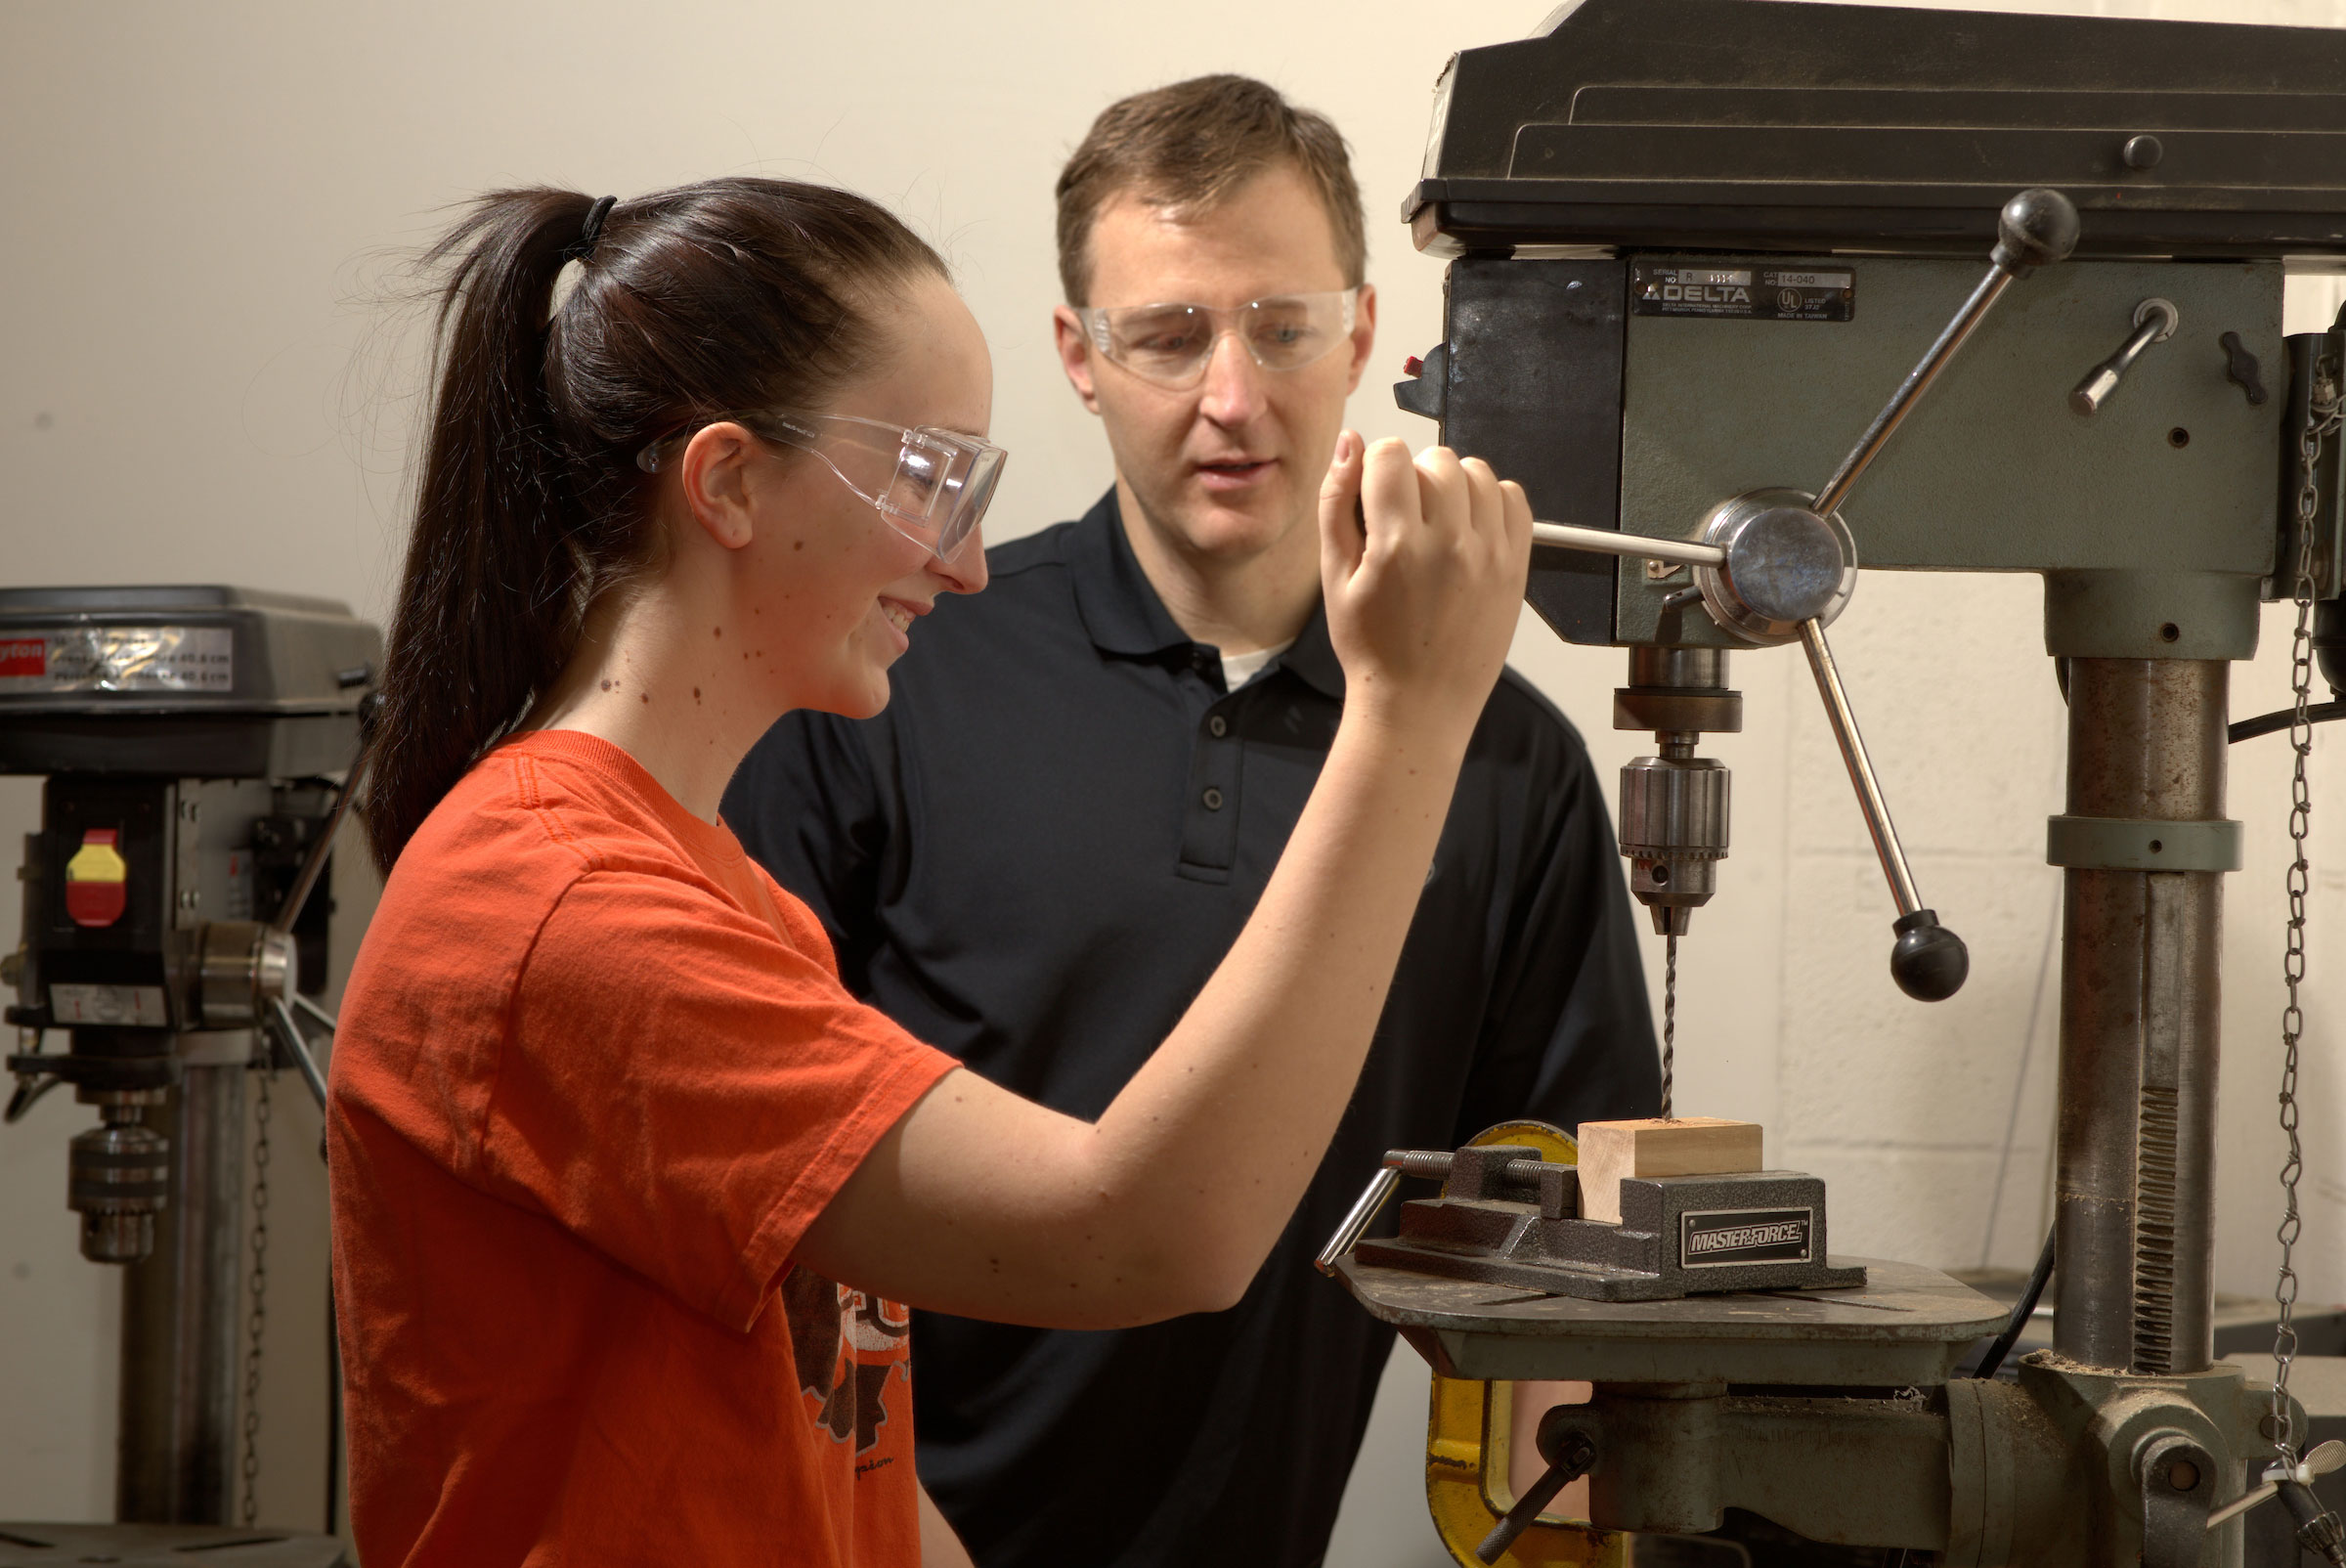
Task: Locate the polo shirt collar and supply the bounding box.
[1275,603,1344,701]
[1068,487,1346,700]
[1069,491,1195,659]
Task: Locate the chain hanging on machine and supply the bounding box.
[1661,935,1677,1120]
[239,1069,272,1529]
[2272,353,2341,1464]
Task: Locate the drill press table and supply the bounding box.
[1338,1255,2008,1387]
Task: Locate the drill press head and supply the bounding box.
[0,587,377,1263]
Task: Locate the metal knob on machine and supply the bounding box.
[195,920,295,1029]
[1694,491,1857,644]
[1989,186,2082,277]
[2070,297,2180,416]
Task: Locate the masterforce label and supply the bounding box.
[1632,265,1854,323]
[1680,1206,1815,1268]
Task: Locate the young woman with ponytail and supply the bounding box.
[328,176,1533,1568]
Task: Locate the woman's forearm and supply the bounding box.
[1080,696,1479,1304]
[800,706,1473,1326]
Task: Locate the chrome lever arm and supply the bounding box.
[1798,619,1968,999]
[1315,1166,1400,1276]
[271,748,370,940]
[259,698,365,1131]
[1531,520,1723,569]
[1812,188,2080,519]
[1785,189,2079,1000]
[1799,620,1919,915]
[266,999,329,1116]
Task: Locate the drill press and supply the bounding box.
[1325,2,2346,1563]
[1,587,375,1563]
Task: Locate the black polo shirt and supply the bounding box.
[723,492,1659,1568]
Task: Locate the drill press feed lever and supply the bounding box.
[1531,189,2087,1003]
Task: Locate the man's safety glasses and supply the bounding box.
[636,411,1005,562]
[1077,288,1359,389]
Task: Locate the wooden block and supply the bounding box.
[1576,1118,1762,1224]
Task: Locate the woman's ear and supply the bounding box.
[677,422,761,550]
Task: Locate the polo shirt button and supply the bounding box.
[1202,787,1225,811]
[1208,716,1228,738]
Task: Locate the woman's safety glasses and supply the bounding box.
[1077,288,1359,389]
[636,411,1004,562]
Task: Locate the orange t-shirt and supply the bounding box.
[327,729,955,1567]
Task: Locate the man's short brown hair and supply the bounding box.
[1055,74,1367,306]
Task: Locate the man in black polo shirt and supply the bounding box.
[724,74,1658,1568]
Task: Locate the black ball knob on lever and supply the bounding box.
[1891,909,1970,1002]
[1990,187,2083,277]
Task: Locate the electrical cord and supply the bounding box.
[2067,662,2343,746]
[1974,1226,2055,1380]
[2230,700,2346,745]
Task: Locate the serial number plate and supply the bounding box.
[49,983,171,1027]
[1680,1206,1814,1268]
[1632,265,1854,323]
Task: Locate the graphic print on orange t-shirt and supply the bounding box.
[783,1266,911,1460]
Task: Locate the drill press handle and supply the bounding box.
[1789,189,2079,1001]
[1798,617,1970,1001]
[1528,191,2081,1000]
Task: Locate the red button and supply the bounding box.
[65,829,128,928]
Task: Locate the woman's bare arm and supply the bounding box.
[918,1484,974,1568]
[795,435,1532,1327]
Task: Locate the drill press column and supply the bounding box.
[116,1063,246,1524]
[2055,658,2228,1375]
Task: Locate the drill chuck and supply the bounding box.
[1620,754,1730,936]
[67,1102,168,1264]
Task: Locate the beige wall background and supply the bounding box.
[2,1,2342,1562]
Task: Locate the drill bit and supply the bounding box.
[1661,933,1677,1119]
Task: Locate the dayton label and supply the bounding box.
[1679,1207,1814,1268]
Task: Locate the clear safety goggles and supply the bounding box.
[1077,287,1359,389]
[636,410,1004,562]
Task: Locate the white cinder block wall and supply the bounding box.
[0,3,2340,1562]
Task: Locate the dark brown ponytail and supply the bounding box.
[365,179,945,874]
